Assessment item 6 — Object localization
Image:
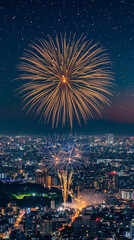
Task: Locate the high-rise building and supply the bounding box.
[130,219,134,240]
[88,219,99,239]
[53,177,58,186]
[10,230,26,240]
[35,169,47,186]
[35,170,43,184]
[107,134,114,145]
[107,171,118,190]
[47,175,51,189]
[35,169,52,188]
[122,189,133,200]
[73,217,99,239]
[0,172,6,179]
[39,216,53,236]
[17,158,22,169]
[51,200,55,209]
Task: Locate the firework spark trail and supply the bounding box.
[17,33,114,128]
[58,170,73,206]
[43,137,84,204]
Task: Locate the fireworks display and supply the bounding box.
[43,136,84,205]
[43,137,83,172]
[58,170,73,205]
[17,33,114,128]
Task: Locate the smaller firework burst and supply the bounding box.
[44,141,83,172]
[43,136,84,204]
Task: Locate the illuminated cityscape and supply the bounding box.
[0,134,134,239]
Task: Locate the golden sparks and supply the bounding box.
[17,33,114,128]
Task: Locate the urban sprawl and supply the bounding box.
[0,134,134,239]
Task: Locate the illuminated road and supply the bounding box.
[4,210,26,239]
[56,189,105,239]
[68,201,86,227]
[56,199,86,239]
[14,209,25,228]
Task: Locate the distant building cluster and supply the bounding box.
[0,134,133,239]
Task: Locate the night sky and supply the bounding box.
[0,0,134,135]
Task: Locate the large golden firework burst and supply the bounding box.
[17,33,114,128]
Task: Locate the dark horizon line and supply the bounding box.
[0,118,134,136]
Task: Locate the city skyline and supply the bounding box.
[0,134,134,239]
